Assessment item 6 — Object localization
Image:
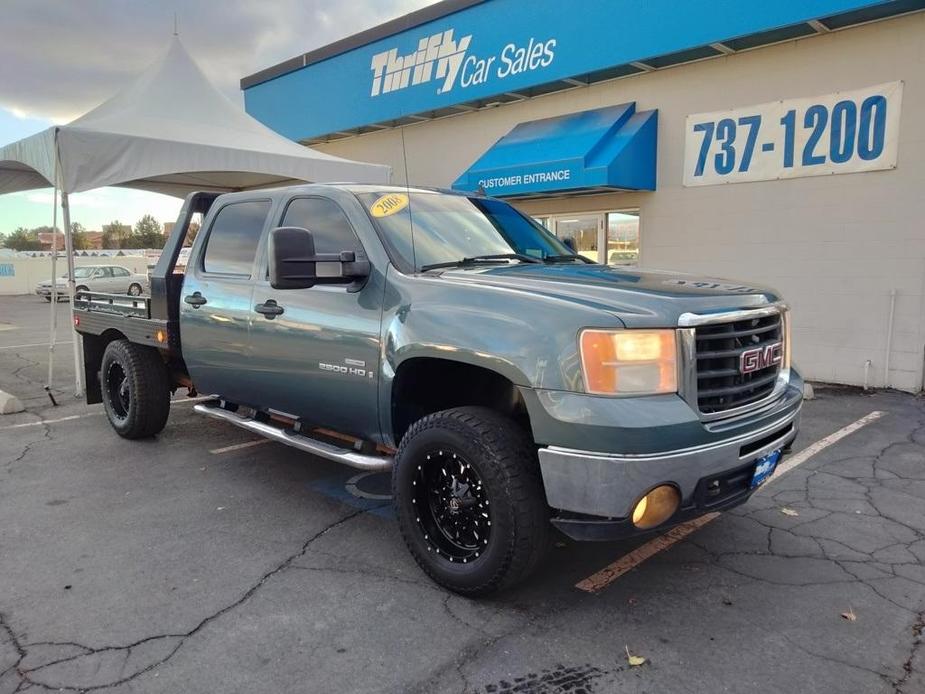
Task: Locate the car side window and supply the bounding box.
[98,267,112,277]
[281,198,363,255]
[113,267,129,277]
[203,200,271,276]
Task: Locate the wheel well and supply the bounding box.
[82,329,127,404]
[391,358,531,446]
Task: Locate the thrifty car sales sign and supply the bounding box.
[683,81,902,187]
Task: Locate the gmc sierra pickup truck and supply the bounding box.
[73,184,802,595]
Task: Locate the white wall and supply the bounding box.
[319,13,925,391]
[0,257,150,296]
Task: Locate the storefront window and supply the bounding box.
[555,215,600,263]
[606,211,639,265]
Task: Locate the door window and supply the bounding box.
[554,215,600,262]
[202,200,271,276]
[98,267,113,277]
[113,267,130,277]
[606,211,640,265]
[281,197,363,255]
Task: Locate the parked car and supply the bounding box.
[73,185,802,596]
[35,264,148,301]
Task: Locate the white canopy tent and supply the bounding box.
[0,36,390,397]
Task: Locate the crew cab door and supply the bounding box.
[247,195,382,440]
[180,198,273,405]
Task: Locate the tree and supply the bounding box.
[102,220,131,249]
[184,221,201,247]
[2,227,42,252]
[133,214,164,248]
[70,222,93,250]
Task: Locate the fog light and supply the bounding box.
[631,485,680,530]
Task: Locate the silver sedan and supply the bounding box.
[35,265,149,301]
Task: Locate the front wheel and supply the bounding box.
[392,407,549,596]
[127,283,143,296]
[100,339,170,439]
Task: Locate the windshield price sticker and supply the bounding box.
[369,193,410,218]
[683,81,902,187]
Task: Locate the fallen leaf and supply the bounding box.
[780,508,800,517]
[841,608,857,622]
[625,645,647,667]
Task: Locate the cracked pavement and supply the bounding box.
[1,295,924,693]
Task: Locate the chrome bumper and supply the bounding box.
[538,404,801,519]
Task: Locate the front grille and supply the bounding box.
[694,312,783,414]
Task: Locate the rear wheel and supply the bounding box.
[128,283,143,296]
[100,339,170,439]
[393,407,549,596]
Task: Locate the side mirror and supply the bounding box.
[561,237,577,252]
[268,226,370,290]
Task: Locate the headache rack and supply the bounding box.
[679,304,789,419]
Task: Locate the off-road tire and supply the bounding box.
[100,339,170,439]
[393,406,549,596]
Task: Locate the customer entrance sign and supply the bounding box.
[683,81,902,186]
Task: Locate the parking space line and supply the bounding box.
[574,410,885,593]
[0,412,104,429]
[0,341,72,350]
[0,396,208,430]
[210,439,271,454]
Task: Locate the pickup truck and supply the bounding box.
[73,184,803,596]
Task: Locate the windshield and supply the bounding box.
[357,192,578,272]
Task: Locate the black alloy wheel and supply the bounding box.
[105,361,131,422]
[413,448,491,563]
[100,339,170,439]
[393,407,549,596]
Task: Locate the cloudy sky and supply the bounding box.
[0,0,436,235]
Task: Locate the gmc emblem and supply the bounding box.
[740,342,783,374]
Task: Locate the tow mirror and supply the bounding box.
[268,226,370,290]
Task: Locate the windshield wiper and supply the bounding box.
[544,254,593,264]
[420,253,543,272]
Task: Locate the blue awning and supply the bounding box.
[452,103,657,198]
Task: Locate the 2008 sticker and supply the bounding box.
[369,193,409,217]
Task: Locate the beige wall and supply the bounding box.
[319,13,925,391]
[0,257,149,297]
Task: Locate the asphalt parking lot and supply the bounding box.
[1,294,924,693]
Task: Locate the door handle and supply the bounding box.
[254,299,284,319]
[184,292,207,308]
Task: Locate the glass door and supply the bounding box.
[554,214,602,263]
[606,211,640,265]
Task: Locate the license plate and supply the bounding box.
[749,449,782,489]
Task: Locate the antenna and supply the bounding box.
[173,13,179,36]
[400,127,417,271]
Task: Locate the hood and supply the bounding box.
[430,263,782,328]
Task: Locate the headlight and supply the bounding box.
[579,329,678,395]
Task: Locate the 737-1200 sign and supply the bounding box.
[683,81,902,187]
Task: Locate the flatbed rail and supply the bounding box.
[73,290,152,318]
[73,290,172,353]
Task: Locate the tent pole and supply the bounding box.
[45,184,59,391]
[61,192,84,397]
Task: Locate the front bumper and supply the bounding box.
[537,391,801,540]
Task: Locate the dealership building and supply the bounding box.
[242,0,925,391]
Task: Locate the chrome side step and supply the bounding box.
[194,403,393,471]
